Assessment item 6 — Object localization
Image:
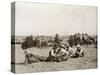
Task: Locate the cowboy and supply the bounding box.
[76,44,84,57]
[59,44,69,61]
[65,43,78,58]
[24,49,33,64]
[24,48,40,64]
[54,34,61,47]
[49,44,61,62]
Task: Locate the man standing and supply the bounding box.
[54,34,61,47]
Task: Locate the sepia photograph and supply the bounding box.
[11,2,97,73]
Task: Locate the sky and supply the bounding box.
[15,2,97,36]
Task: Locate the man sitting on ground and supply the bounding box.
[65,43,77,58]
[59,44,69,61]
[49,44,61,62]
[76,44,84,57]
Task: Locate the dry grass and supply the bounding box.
[11,44,97,73]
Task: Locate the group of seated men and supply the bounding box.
[24,43,84,64]
[48,43,84,62]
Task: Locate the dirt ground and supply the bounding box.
[12,44,97,73]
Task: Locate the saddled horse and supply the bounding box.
[82,34,95,46]
[68,33,95,47]
[21,36,34,49]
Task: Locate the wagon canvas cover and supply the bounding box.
[11,2,97,73]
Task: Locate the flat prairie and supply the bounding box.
[12,44,97,73]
